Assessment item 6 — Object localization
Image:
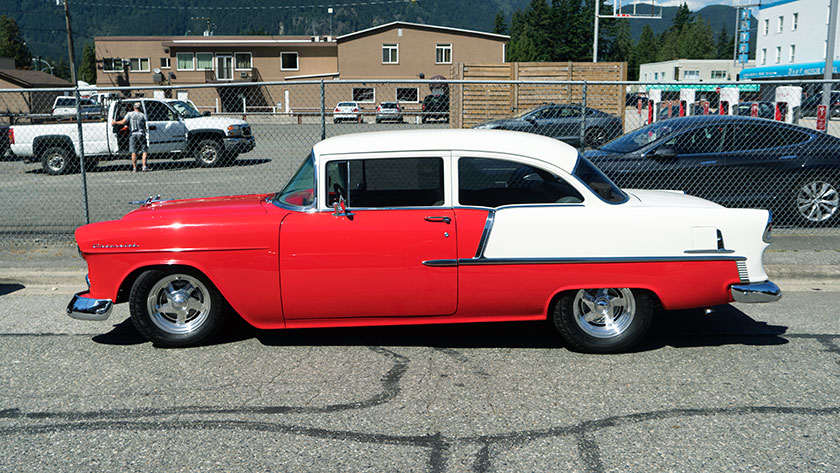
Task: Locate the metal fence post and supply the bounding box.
[73,85,90,224]
[579,81,587,151]
[320,80,326,140]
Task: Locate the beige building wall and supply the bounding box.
[337,24,507,80]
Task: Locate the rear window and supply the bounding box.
[338,102,356,107]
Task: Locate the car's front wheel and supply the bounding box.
[194,139,223,167]
[792,175,839,226]
[552,288,653,353]
[129,269,227,347]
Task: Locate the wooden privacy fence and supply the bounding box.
[450,62,627,129]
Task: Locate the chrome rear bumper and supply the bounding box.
[730,281,782,303]
[67,292,113,321]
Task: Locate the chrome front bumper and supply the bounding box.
[730,281,782,303]
[67,292,113,321]
[223,136,255,153]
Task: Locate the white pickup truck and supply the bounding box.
[9,98,255,175]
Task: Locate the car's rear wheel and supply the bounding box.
[41,146,75,175]
[792,175,839,226]
[552,288,652,353]
[129,269,227,347]
[194,139,223,167]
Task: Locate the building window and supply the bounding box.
[195,53,213,71]
[777,16,784,33]
[396,87,418,103]
[763,18,769,35]
[160,57,170,69]
[761,48,767,65]
[775,46,781,64]
[683,70,700,81]
[435,44,452,64]
[790,44,796,62]
[792,12,798,31]
[711,70,727,80]
[382,44,398,64]
[353,87,375,103]
[654,72,658,80]
[234,52,252,70]
[103,57,122,72]
[176,53,194,71]
[129,58,150,72]
[281,52,298,70]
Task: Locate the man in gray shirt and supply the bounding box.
[112,102,148,172]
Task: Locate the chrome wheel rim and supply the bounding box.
[573,288,635,338]
[199,144,219,164]
[146,274,211,335]
[797,180,839,223]
[47,152,66,172]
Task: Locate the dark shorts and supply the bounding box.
[129,133,148,153]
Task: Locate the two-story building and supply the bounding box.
[94,22,508,113]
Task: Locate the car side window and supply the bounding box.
[326,157,444,208]
[662,125,726,154]
[724,123,809,151]
[144,101,175,122]
[458,157,583,208]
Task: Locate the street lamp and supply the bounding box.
[31,57,55,75]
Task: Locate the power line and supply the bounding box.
[68,0,418,10]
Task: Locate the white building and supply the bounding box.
[742,0,840,79]
[639,59,755,82]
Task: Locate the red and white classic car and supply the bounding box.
[67,130,781,353]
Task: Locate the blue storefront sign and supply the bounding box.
[739,54,750,64]
[741,60,840,79]
[739,31,750,43]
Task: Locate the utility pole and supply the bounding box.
[62,0,90,224]
[823,0,838,115]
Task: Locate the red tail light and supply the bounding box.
[353,108,358,112]
[8,127,13,144]
[422,104,426,111]
[334,108,340,112]
[376,106,381,111]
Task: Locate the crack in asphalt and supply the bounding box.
[0,334,837,472]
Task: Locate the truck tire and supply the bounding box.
[194,139,223,168]
[41,146,75,175]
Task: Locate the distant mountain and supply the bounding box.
[1,0,530,70]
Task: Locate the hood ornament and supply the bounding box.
[129,195,168,206]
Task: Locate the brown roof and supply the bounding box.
[0,69,72,88]
[96,35,336,48]
[336,21,509,43]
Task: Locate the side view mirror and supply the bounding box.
[651,146,678,159]
[524,117,537,126]
[332,196,354,220]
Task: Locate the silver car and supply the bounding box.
[375,102,403,123]
[333,101,362,123]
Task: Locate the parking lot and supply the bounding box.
[0,256,838,471]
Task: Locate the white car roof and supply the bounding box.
[313,129,580,173]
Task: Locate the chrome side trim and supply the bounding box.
[730,281,781,303]
[474,210,495,258]
[684,249,735,254]
[422,259,458,267]
[66,292,113,321]
[736,260,750,283]
[458,256,746,266]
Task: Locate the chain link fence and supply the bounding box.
[2,79,839,244]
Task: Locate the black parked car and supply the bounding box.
[0,126,10,160]
[585,115,840,226]
[734,101,776,120]
[473,104,623,148]
[421,94,449,123]
[799,91,840,118]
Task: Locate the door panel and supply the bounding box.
[143,101,186,154]
[280,209,457,319]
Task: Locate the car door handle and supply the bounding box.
[424,216,451,224]
[148,125,157,130]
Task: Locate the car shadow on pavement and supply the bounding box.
[0,283,24,296]
[25,158,271,175]
[90,304,788,352]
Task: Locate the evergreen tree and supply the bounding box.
[671,3,692,33]
[79,41,97,84]
[635,24,659,66]
[55,58,71,81]
[716,23,733,59]
[0,15,31,68]
[493,11,507,35]
[525,0,553,61]
[612,20,637,80]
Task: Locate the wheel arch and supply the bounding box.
[544,286,662,319]
[187,129,226,144]
[34,135,75,159]
[115,263,222,304]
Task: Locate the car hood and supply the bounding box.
[184,116,248,130]
[624,189,723,209]
[475,118,527,128]
[122,193,270,221]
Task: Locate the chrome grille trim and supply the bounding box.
[736,260,750,282]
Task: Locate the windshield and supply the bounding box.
[275,154,315,208]
[170,100,203,119]
[573,156,628,204]
[599,121,686,153]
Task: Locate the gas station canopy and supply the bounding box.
[647,84,761,92]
